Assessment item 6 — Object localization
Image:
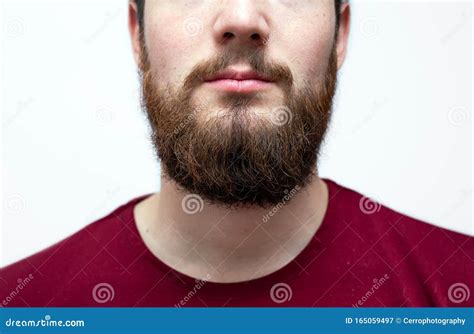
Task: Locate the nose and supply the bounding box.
[213,0,270,47]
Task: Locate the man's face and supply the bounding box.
[130,0,349,208]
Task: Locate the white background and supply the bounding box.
[2,0,473,266]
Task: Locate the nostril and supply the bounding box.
[250,33,260,41]
[223,32,234,40]
[220,31,266,43]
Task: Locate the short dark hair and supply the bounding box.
[134,0,344,34]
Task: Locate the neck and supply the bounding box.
[134,171,329,283]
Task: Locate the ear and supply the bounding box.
[335,2,351,69]
[128,0,144,70]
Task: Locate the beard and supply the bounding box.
[139,45,338,208]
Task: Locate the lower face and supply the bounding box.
[139,1,339,208]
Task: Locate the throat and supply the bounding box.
[133,177,328,283]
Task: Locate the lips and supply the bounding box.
[204,69,273,82]
[203,68,274,93]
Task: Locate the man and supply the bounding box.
[1,0,472,307]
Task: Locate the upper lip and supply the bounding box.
[204,69,273,82]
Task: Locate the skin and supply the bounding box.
[128,0,351,283]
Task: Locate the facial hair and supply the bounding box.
[139,46,338,208]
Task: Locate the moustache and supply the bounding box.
[181,49,294,94]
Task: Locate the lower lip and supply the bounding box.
[204,79,273,93]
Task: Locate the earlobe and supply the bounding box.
[336,3,351,70]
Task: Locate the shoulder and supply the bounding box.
[0,195,146,306]
[324,178,473,306]
[324,178,471,243]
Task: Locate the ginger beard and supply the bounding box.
[140,44,338,208]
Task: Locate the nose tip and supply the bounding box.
[213,3,270,47]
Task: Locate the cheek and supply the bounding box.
[281,19,335,87]
[144,18,199,88]
[296,33,334,85]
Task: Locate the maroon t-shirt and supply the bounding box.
[1,179,473,307]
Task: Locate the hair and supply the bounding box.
[134,0,344,34]
[140,43,339,207]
